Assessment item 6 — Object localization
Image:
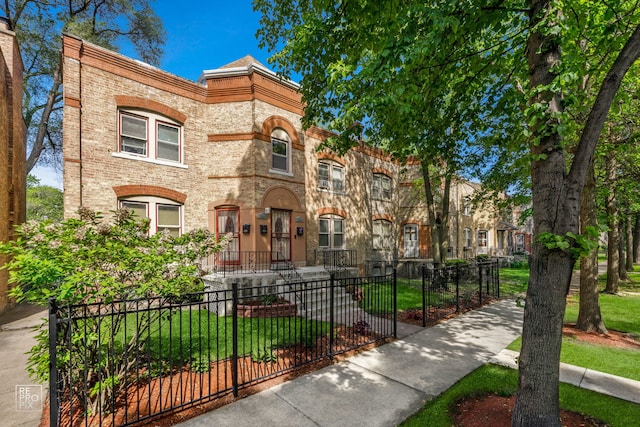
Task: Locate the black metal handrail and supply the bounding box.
[202,251,298,277]
[315,249,357,272]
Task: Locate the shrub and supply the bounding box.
[0,208,226,415]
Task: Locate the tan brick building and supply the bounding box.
[62,35,516,272]
[0,18,25,314]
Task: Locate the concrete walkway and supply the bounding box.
[177,298,640,427]
[2,297,639,427]
[0,303,47,427]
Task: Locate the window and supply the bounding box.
[271,128,291,172]
[373,219,392,250]
[119,197,182,236]
[464,228,472,248]
[319,215,345,248]
[477,230,488,254]
[372,173,392,200]
[463,197,472,216]
[118,110,182,163]
[318,161,345,192]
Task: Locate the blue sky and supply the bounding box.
[33,1,274,188]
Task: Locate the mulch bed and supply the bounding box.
[42,326,390,427]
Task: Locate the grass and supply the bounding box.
[403,262,640,425]
[110,310,331,366]
[400,364,640,427]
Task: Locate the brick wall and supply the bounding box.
[0,19,25,314]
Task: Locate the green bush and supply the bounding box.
[0,208,225,415]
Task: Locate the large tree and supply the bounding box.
[1,0,165,173]
[254,1,640,425]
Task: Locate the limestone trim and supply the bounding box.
[64,96,81,108]
[261,116,302,149]
[63,34,207,101]
[317,152,345,166]
[207,133,254,142]
[114,95,187,123]
[261,186,303,212]
[372,213,394,223]
[208,199,251,211]
[372,167,393,177]
[113,185,187,204]
[207,173,305,185]
[318,207,348,219]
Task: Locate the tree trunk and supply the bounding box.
[605,154,620,293]
[421,162,443,266]
[513,5,571,426]
[618,220,628,280]
[625,215,634,271]
[633,213,640,263]
[576,163,607,333]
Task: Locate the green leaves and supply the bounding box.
[537,225,601,259]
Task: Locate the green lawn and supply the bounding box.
[400,364,640,427]
[403,264,640,426]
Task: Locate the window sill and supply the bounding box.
[112,152,188,169]
[317,188,347,196]
[269,168,294,177]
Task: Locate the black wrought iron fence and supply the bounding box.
[48,272,396,427]
[415,260,500,326]
[315,249,358,272]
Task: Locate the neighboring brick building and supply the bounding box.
[0,17,25,314]
[62,34,514,272]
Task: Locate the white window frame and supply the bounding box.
[319,215,345,249]
[119,196,183,236]
[115,110,185,168]
[372,173,392,200]
[373,219,393,250]
[318,161,345,193]
[463,197,472,216]
[464,228,472,248]
[270,128,292,175]
[478,230,488,248]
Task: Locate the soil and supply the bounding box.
[454,326,640,427]
[43,308,639,427]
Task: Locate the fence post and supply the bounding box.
[455,264,460,313]
[48,298,59,427]
[231,282,239,397]
[421,265,427,327]
[393,268,397,338]
[329,273,335,358]
[496,260,500,298]
[478,263,483,305]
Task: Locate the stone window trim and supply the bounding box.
[113,185,187,204]
[318,207,348,218]
[114,95,187,124]
[261,115,302,149]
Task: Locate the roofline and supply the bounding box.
[199,62,300,90]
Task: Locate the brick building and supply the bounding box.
[62,34,516,273]
[0,17,25,314]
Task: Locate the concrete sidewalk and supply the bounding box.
[0,304,47,427]
[178,299,525,427]
[2,298,639,427]
[177,299,640,427]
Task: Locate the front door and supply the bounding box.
[271,209,291,262]
[403,224,419,258]
[216,208,239,263]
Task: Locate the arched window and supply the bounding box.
[271,128,291,173]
